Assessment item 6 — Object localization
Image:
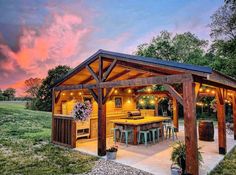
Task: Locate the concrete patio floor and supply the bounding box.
[75,125,236,175]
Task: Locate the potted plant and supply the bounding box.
[106,145,118,160]
[171,141,203,175]
[72,101,92,121]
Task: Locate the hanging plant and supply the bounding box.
[72,101,92,121]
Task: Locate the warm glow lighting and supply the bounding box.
[127,99,131,103]
[155,97,158,100]
[62,93,65,96]
[147,87,151,92]
[140,100,144,104]
[79,92,82,95]
[70,92,73,96]
[114,89,118,94]
[150,100,155,104]
[206,89,210,93]
[128,89,132,93]
[211,90,215,94]
[199,88,203,92]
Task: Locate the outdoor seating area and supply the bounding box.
[51,50,236,175]
[76,125,236,175]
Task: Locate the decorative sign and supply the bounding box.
[114,97,122,108]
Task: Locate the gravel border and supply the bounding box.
[81,159,153,175]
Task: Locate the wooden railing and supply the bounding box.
[52,116,76,148]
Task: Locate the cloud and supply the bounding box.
[0,12,93,96]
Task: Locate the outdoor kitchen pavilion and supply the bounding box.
[52,49,236,175]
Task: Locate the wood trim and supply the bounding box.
[183,81,199,175]
[102,59,117,82]
[51,89,55,143]
[216,88,224,105]
[86,65,99,83]
[55,91,61,103]
[163,84,183,105]
[194,82,201,100]
[99,56,103,81]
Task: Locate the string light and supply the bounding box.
[147,87,152,92]
[127,99,131,103]
[150,100,155,104]
[70,92,73,96]
[211,90,215,94]
[139,99,144,104]
[114,89,118,94]
[62,93,65,96]
[199,88,203,92]
[79,92,82,95]
[206,89,210,93]
[128,89,132,93]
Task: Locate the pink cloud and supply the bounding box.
[0,13,93,96]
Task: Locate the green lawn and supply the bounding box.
[0,101,97,175]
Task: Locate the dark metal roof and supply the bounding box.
[99,49,212,74]
[53,49,213,87]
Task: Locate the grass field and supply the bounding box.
[0,102,235,175]
[0,101,97,175]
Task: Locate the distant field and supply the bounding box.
[0,101,97,175]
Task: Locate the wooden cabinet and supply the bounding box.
[76,120,90,139]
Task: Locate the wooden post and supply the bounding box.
[51,88,56,142]
[183,81,199,175]
[216,88,226,154]
[233,92,236,140]
[173,98,179,132]
[71,120,77,148]
[97,56,107,156]
[155,98,159,116]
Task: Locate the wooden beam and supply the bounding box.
[80,65,110,84]
[116,60,169,75]
[106,69,130,81]
[183,81,199,175]
[103,88,114,104]
[97,88,106,156]
[101,74,193,89]
[233,92,236,140]
[55,74,193,91]
[216,88,226,154]
[89,89,98,103]
[127,72,145,79]
[55,91,61,103]
[86,65,99,83]
[173,98,179,132]
[195,82,202,100]
[99,56,103,81]
[51,88,55,143]
[102,59,117,82]
[163,84,183,105]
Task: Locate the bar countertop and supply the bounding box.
[111,116,171,126]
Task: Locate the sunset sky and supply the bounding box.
[0,0,223,96]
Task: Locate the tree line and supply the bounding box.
[0,88,16,101]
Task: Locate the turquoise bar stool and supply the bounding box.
[120,129,133,146]
[157,127,164,142]
[111,127,120,144]
[166,125,178,141]
[138,130,150,146]
[149,128,157,143]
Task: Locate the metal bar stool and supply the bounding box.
[120,127,133,146]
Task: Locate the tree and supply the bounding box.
[209,0,236,79]
[25,78,42,98]
[35,65,71,111]
[3,88,16,101]
[135,31,208,65]
[0,89,4,100]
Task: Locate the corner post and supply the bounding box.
[233,92,236,140]
[173,98,179,132]
[51,88,55,143]
[216,88,226,154]
[97,56,107,156]
[183,81,199,175]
